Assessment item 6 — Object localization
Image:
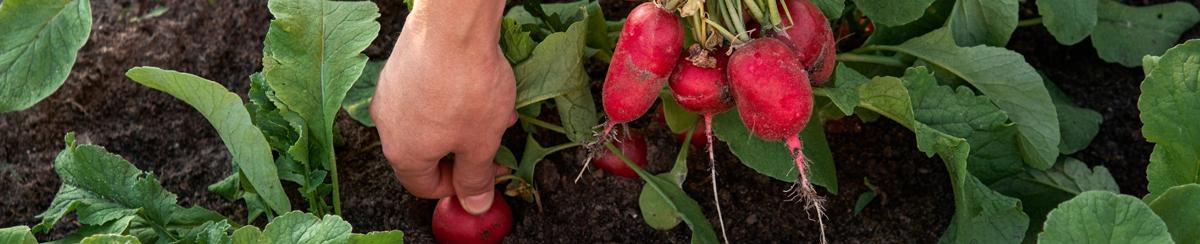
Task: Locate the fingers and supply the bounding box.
[385,147,455,199]
[451,135,503,215]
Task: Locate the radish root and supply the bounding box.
[704,114,730,243]
[785,136,827,244]
[577,122,620,183]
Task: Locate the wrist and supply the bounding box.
[404,0,505,46]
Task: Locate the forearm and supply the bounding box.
[405,0,506,46]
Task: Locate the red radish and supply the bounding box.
[432,194,513,244]
[728,37,824,233]
[778,0,836,85]
[669,46,733,114]
[601,2,685,135]
[593,129,649,178]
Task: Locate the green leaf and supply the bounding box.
[231,226,265,244]
[0,0,92,112]
[813,63,869,116]
[1148,184,1200,244]
[880,28,1060,170]
[262,211,353,243]
[178,220,232,244]
[350,231,406,244]
[0,226,36,244]
[1044,78,1101,154]
[1039,191,1172,244]
[506,0,592,31]
[713,109,838,192]
[852,0,934,26]
[126,66,292,215]
[1139,40,1200,204]
[555,87,598,143]
[948,0,1018,47]
[1036,0,1097,45]
[495,145,518,170]
[1092,1,1200,67]
[47,216,135,244]
[902,67,1021,183]
[862,0,954,46]
[638,174,684,230]
[639,130,693,230]
[262,0,379,174]
[516,135,550,183]
[856,77,1028,242]
[1142,183,1200,242]
[852,191,876,215]
[80,234,140,244]
[501,18,537,64]
[604,142,718,243]
[261,0,379,214]
[990,158,1118,240]
[810,0,845,20]
[35,134,226,239]
[660,91,699,134]
[514,20,590,108]
[342,60,385,127]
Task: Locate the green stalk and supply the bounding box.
[546,141,582,154]
[519,114,567,134]
[723,0,749,42]
[331,155,342,215]
[706,19,742,44]
[741,0,766,27]
[766,0,781,29]
[836,53,907,67]
[1018,17,1043,27]
[664,0,684,11]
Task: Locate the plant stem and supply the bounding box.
[546,141,582,154]
[836,53,906,67]
[741,0,766,29]
[1017,17,1043,27]
[765,0,781,30]
[518,114,567,134]
[331,155,342,215]
[706,19,742,44]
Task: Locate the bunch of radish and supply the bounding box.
[596,0,835,242]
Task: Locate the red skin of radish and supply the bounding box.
[433,194,513,244]
[593,129,650,178]
[779,0,836,85]
[602,2,685,124]
[728,38,813,141]
[669,51,733,114]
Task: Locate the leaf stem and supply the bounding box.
[1017,17,1043,27]
[519,114,567,134]
[545,141,582,154]
[836,53,906,67]
[331,157,342,215]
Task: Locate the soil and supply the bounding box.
[0,0,1190,242]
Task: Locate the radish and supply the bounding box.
[728,36,825,239]
[778,0,836,85]
[432,194,513,244]
[669,46,733,114]
[601,2,685,135]
[593,129,649,178]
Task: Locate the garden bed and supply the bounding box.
[1,0,1189,242]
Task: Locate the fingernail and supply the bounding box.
[461,191,495,215]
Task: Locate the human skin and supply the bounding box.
[370,0,516,215]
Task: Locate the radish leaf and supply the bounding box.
[1148,184,1200,244]
[1139,40,1200,203]
[851,0,933,26]
[1039,191,1170,243]
[857,75,1029,242]
[0,0,92,113]
[126,66,292,216]
[342,60,385,128]
[880,28,1060,170]
[948,0,1018,47]
[991,158,1117,241]
[1092,1,1200,67]
[1036,0,1097,45]
[0,226,36,244]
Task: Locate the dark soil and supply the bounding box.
[1,0,1189,242]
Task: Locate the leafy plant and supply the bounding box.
[0,0,93,113]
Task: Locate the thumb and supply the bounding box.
[452,147,500,215]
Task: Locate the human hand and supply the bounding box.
[370,0,514,215]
